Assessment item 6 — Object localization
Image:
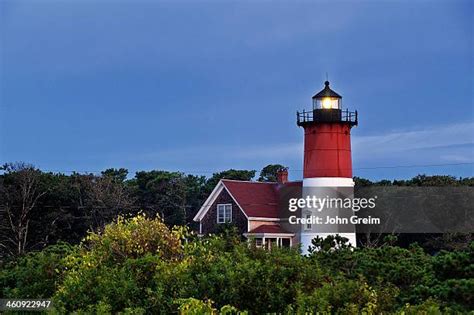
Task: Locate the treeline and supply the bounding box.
[354,175,474,186]
[0,162,472,259]
[0,162,259,259]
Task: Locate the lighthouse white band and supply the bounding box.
[303,177,355,187]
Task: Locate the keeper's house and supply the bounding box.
[193,169,299,249]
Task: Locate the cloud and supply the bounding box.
[226,122,474,166]
[351,122,474,164]
[120,122,473,174]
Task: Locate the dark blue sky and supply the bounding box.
[1,0,473,180]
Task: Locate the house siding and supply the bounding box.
[201,188,248,235]
[248,220,279,231]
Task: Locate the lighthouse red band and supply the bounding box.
[303,123,353,178]
[297,81,358,253]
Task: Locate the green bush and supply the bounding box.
[295,277,396,314]
[0,243,74,298]
[174,298,246,315]
[310,239,436,305]
[181,239,317,313]
[431,242,473,280]
[53,215,185,313]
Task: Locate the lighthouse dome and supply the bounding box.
[312,81,342,99]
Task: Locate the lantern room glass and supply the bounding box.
[313,97,341,110]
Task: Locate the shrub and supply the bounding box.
[310,239,435,306]
[180,237,321,313]
[53,215,184,313]
[175,298,216,314]
[83,214,183,263]
[175,298,246,315]
[0,243,74,298]
[396,298,454,315]
[295,277,397,314]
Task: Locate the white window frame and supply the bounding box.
[305,213,312,230]
[217,203,232,224]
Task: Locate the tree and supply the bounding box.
[0,163,48,257]
[407,175,459,186]
[130,170,187,226]
[258,164,287,182]
[203,169,256,196]
[353,177,373,187]
[101,168,129,183]
[87,171,134,228]
[184,175,207,225]
[0,165,135,259]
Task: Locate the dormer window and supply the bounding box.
[217,204,232,223]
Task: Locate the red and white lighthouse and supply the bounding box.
[297,81,358,253]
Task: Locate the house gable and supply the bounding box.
[193,180,249,222]
[200,188,248,235]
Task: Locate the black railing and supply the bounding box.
[297,108,358,126]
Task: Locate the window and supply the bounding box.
[314,98,341,110]
[217,204,232,223]
[281,238,291,248]
[305,213,312,230]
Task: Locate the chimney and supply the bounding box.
[276,168,289,184]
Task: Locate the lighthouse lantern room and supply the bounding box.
[312,80,342,109]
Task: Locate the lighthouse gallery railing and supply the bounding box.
[296,108,358,126]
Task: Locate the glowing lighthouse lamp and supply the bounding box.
[314,94,340,110]
[297,81,358,254]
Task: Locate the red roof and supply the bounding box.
[248,224,292,234]
[221,179,301,218]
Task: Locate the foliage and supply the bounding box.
[1,163,473,312]
[1,216,472,313]
[129,170,188,226]
[308,236,474,311]
[101,168,129,183]
[0,164,134,259]
[0,162,48,257]
[175,298,216,314]
[258,164,287,182]
[0,243,74,298]
[354,174,474,187]
[295,277,397,314]
[183,174,207,225]
[84,214,183,262]
[308,234,352,253]
[397,299,453,315]
[52,215,184,313]
[1,162,472,261]
[181,238,319,313]
[175,298,246,315]
[203,169,256,195]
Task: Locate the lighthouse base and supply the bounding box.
[300,177,357,255]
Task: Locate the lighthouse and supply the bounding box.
[297,81,358,253]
